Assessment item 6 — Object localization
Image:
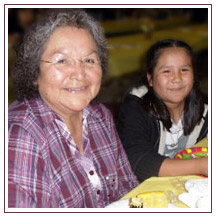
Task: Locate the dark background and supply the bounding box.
[8,8,208,116]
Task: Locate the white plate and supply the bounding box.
[105,199,130,208]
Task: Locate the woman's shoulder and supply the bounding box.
[9,99,30,122]
[8,99,38,139]
[88,103,113,120]
[8,97,55,129]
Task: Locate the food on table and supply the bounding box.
[129,191,169,208]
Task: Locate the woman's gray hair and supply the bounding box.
[13,8,109,100]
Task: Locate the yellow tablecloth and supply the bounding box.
[195,137,208,147]
[121,175,204,208]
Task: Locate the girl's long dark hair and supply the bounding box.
[142,39,205,135]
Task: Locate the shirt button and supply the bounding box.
[89,170,94,175]
[97,190,100,195]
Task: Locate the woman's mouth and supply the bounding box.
[64,86,88,94]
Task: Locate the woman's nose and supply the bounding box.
[69,61,86,80]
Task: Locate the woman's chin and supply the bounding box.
[65,100,90,112]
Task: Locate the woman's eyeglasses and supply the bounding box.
[41,55,101,71]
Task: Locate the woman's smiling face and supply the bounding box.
[36,26,102,117]
[148,47,194,108]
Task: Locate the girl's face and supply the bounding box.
[148,47,194,108]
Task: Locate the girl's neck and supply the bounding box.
[166,102,185,124]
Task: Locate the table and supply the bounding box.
[195,137,208,147]
[121,175,204,208]
[121,138,208,208]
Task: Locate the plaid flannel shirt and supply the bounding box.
[8,96,138,208]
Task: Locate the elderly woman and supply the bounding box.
[8,9,138,208]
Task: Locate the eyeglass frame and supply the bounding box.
[40,54,102,70]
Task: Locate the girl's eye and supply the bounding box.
[182,68,189,72]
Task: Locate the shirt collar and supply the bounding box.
[28,96,103,126]
[84,104,104,121]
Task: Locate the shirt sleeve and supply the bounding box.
[108,110,139,199]
[117,95,167,182]
[8,124,50,207]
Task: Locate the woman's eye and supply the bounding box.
[182,68,189,72]
[163,70,170,73]
[84,58,95,64]
[56,59,68,64]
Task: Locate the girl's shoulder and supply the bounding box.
[130,85,148,98]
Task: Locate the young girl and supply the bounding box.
[117,39,208,182]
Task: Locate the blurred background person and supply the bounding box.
[8,8,37,70]
[8,8,37,103]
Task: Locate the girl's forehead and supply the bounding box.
[156,47,192,63]
[154,47,193,69]
[159,47,190,56]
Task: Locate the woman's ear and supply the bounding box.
[33,79,38,86]
[147,73,153,86]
